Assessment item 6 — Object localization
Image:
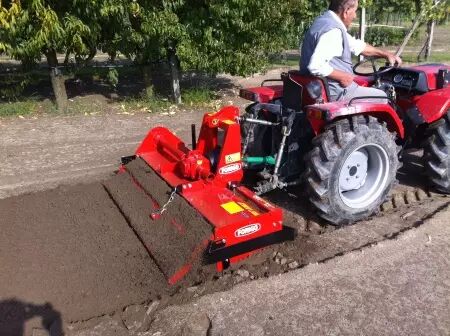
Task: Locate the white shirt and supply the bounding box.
[307,10,366,77]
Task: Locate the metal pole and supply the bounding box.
[359,7,366,62]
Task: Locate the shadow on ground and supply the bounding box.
[0,61,235,104]
[397,149,429,189]
[0,299,62,336]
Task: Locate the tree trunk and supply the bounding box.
[143,65,154,99]
[64,52,70,66]
[46,50,68,112]
[168,46,182,105]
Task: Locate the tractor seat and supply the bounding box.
[281,70,331,112]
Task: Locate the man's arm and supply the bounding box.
[361,44,403,66]
[327,69,355,87]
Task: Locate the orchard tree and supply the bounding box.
[289,0,328,43]
[96,0,146,61]
[0,0,102,110]
[131,0,295,104]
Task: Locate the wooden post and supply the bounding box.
[359,7,366,62]
[424,20,435,60]
[424,2,436,60]
[413,0,441,60]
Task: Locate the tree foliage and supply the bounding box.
[0,0,99,66]
[126,0,295,76]
[368,0,449,21]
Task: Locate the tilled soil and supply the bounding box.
[0,183,170,328]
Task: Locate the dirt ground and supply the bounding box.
[1,65,450,335]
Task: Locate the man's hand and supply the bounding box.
[339,72,355,87]
[328,69,354,88]
[362,45,403,67]
[385,52,402,67]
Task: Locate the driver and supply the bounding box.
[300,0,402,101]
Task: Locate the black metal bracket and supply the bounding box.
[203,226,297,265]
[261,79,283,87]
[120,155,136,165]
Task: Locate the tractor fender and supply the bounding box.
[305,101,405,138]
[412,87,450,124]
[239,85,283,103]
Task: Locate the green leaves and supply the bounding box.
[136,0,296,76]
[1,0,99,64]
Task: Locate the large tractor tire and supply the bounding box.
[423,111,450,194]
[304,116,400,225]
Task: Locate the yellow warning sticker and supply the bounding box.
[223,119,235,125]
[225,152,241,164]
[221,202,244,214]
[238,202,260,216]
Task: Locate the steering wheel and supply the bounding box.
[353,57,395,77]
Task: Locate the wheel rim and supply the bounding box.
[338,144,390,209]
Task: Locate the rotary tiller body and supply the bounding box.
[118,106,286,285]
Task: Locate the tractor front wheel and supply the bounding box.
[423,111,450,193]
[304,116,400,225]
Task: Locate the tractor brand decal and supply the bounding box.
[235,223,261,238]
[225,152,241,164]
[221,201,244,214]
[219,163,241,175]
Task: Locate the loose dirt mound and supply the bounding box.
[104,158,213,284]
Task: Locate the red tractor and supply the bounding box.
[118,59,449,282]
[239,58,450,225]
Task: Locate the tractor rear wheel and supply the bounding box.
[423,111,450,193]
[304,116,400,225]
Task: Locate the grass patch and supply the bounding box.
[121,86,218,114]
[121,95,173,113]
[181,87,216,106]
[270,59,299,68]
[0,100,38,117]
[401,52,450,64]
